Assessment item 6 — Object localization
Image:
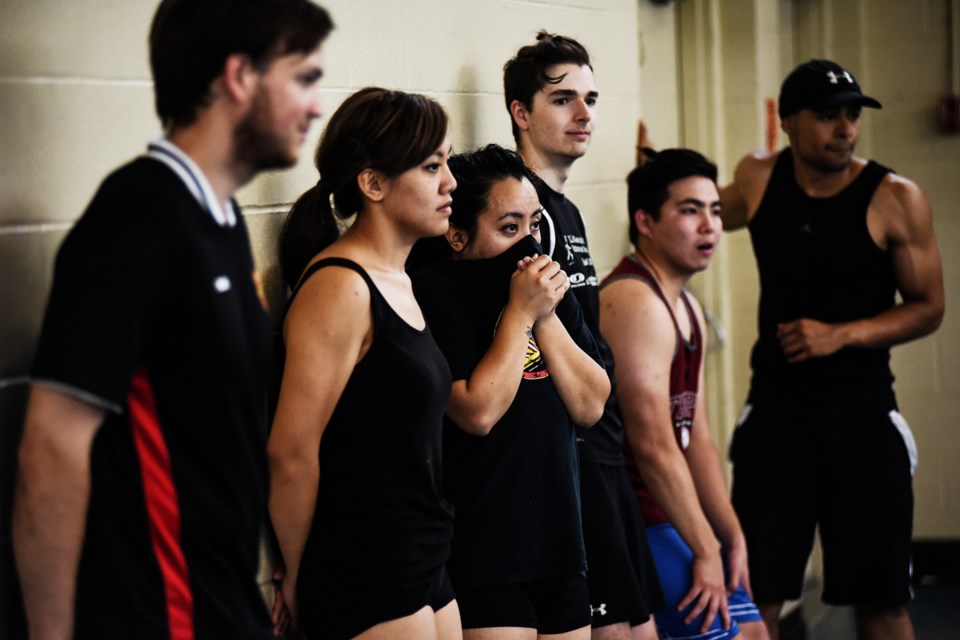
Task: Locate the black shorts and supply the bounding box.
[297,564,455,640]
[580,462,664,627]
[730,401,916,607]
[456,574,591,634]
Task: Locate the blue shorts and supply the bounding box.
[647,524,761,640]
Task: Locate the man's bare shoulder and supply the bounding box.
[876,171,925,209]
[601,278,675,336]
[870,171,933,245]
[601,275,660,313]
[601,278,679,371]
[733,150,778,188]
[720,150,779,229]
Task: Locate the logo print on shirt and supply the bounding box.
[213,276,232,293]
[494,306,549,380]
[522,333,549,379]
[671,390,696,450]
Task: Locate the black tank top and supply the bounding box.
[747,150,897,410]
[288,258,454,593]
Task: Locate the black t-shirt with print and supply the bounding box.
[411,237,597,588]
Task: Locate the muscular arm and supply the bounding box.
[445,304,535,436]
[267,267,372,625]
[682,298,752,597]
[13,385,106,640]
[778,176,944,362]
[446,255,567,435]
[719,152,777,231]
[533,311,609,427]
[600,280,730,632]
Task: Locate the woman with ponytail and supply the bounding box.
[268,87,460,640]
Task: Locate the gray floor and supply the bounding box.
[796,583,960,639]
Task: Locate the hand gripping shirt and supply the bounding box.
[411,236,599,588]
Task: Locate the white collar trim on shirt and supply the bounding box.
[144,138,237,227]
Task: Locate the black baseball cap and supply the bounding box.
[778,59,882,118]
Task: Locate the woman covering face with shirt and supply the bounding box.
[409,144,610,640]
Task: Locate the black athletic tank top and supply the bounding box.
[747,150,897,409]
[602,256,702,526]
[289,258,454,594]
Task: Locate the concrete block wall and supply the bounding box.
[852,0,960,540]
[0,0,643,380]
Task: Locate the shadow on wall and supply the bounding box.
[0,381,28,639]
[454,65,480,149]
[0,213,65,379]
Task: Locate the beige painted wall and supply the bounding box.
[850,0,959,540]
[0,0,644,380]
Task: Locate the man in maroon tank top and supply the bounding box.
[720,60,944,640]
[600,149,767,640]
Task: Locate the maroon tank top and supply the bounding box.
[602,255,703,526]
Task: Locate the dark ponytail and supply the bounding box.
[278,87,449,290]
[278,183,340,290]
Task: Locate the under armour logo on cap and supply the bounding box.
[778,59,882,118]
[826,70,854,84]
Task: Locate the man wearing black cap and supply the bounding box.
[720,59,944,639]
